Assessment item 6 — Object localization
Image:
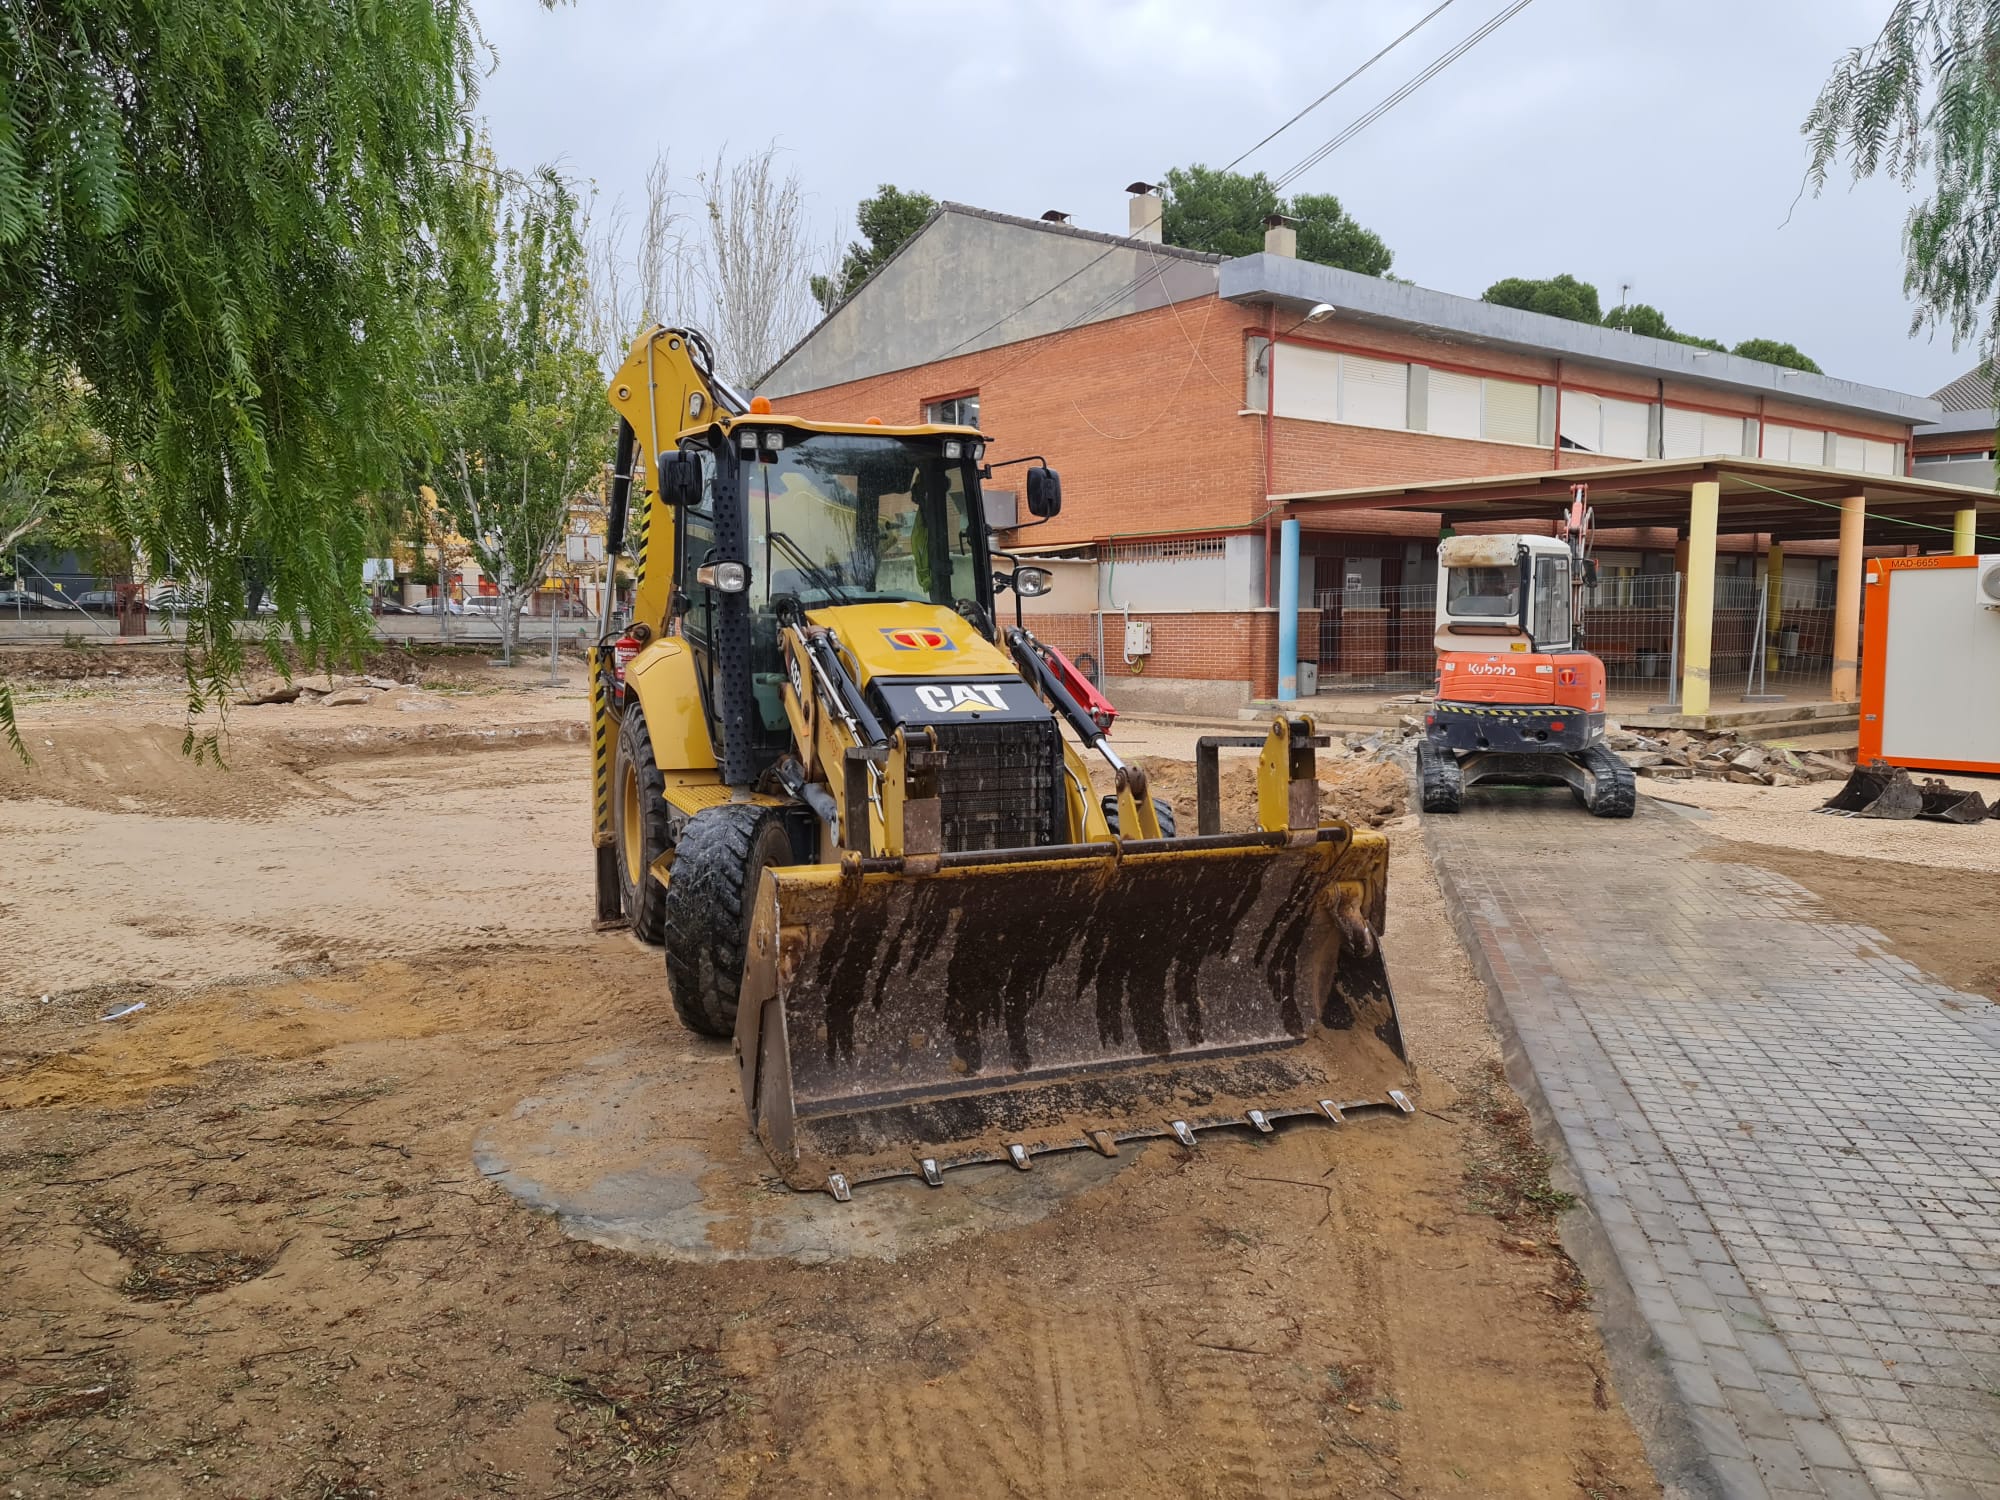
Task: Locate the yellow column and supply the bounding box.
[1830,494,1865,702]
[1954,508,1978,556]
[1764,541,1784,675]
[1679,481,1720,717]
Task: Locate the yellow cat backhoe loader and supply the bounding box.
[589,326,1410,1198]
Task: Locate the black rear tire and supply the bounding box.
[613,707,672,942]
[661,803,793,1038]
[1100,793,1177,837]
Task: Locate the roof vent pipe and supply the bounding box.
[1263,213,1298,259]
[1126,182,1162,243]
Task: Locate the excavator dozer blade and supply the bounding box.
[1820,760,1921,819]
[734,830,1411,1195]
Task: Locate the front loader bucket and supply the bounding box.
[734,830,1411,1194]
[1917,778,1988,823]
[1821,760,1920,819]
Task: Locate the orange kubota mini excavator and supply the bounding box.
[1417,486,1635,818]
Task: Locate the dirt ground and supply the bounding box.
[2,658,1659,1498]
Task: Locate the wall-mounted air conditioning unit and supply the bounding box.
[1976,554,2000,609]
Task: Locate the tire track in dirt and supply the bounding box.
[1029,1302,1164,1493]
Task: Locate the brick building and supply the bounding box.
[760,195,1942,713]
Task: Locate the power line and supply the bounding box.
[1223,0,1461,172]
[1728,473,2000,545]
[1273,0,1537,192]
[940,6,1465,365]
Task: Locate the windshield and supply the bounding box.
[740,432,980,610]
[1445,564,1518,618]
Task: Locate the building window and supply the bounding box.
[1662,407,1750,459]
[925,394,980,427]
[1424,369,1541,446]
[1245,337,1270,412]
[1763,423,1827,465]
[1272,344,1409,431]
[1819,433,1901,473]
[1558,391,1650,459]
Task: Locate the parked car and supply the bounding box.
[406,598,468,616]
[372,598,418,615]
[0,588,64,612]
[70,589,122,611]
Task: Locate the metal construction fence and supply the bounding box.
[1313,570,1844,701]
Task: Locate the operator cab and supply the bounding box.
[1434,534,1580,655]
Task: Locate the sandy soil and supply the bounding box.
[1654,772,2000,873]
[1,680,1658,1498]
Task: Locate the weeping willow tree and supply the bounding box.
[0,0,487,752]
[1805,0,2000,393]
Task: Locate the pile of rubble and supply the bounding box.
[236,673,422,709]
[1333,716,1854,790]
[1604,723,1852,786]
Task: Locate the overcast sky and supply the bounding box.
[476,0,1964,397]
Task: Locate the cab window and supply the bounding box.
[1533,556,1572,648]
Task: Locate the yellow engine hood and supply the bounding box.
[808,602,1018,686]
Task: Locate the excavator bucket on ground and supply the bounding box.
[733,730,1410,1196]
[1821,760,1921,819]
[1917,779,1988,823]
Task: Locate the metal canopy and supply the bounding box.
[1272,457,1997,546]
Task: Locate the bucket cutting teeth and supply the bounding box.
[919,1158,942,1187]
[1088,1130,1119,1157]
[1005,1143,1031,1171]
[1169,1120,1197,1147]
[1247,1109,1274,1133]
[1389,1090,1415,1114]
[1318,1099,1346,1124]
[826,1172,851,1202]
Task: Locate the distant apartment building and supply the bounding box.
[759,194,1941,711]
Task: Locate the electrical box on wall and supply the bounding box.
[1124,619,1152,658]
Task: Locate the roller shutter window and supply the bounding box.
[1701,412,1747,456]
[1559,391,1603,451]
[1427,370,1482,440]
[1482,378,1540,445]
[1662,407,1704,459]
[1272,343,1339,422]
[1600,397,1651,459]
[1765,424,1827,465]
[1245,337,1270,413]
[1339,354,1409,430]
[1832,434,1866,471]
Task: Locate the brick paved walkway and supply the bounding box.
[1426,796,2000,1500]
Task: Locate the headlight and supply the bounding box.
[697,562,749,593]
[1014,566,1054,597]
[737,429,758,452]
[943,439,962,459]
[763,431,784,451]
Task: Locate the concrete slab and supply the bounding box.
[473,1042,1142,1263]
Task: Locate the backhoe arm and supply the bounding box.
[605,327,745,632]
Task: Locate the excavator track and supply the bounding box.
[1575,742,1636,819]
[1416,740,1461,814]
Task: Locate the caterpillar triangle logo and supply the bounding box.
[882,627,955,651]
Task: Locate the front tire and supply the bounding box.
[1100,794,1177,838]
[613,707,672,942]
[661,803,793,1039]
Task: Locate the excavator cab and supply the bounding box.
[585,326,1411,1197]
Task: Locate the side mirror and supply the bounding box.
[1014,566,1053,598]
[1025,466,1062,520]
[658,451,702,508]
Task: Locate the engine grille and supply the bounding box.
[931,718,1063,852]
